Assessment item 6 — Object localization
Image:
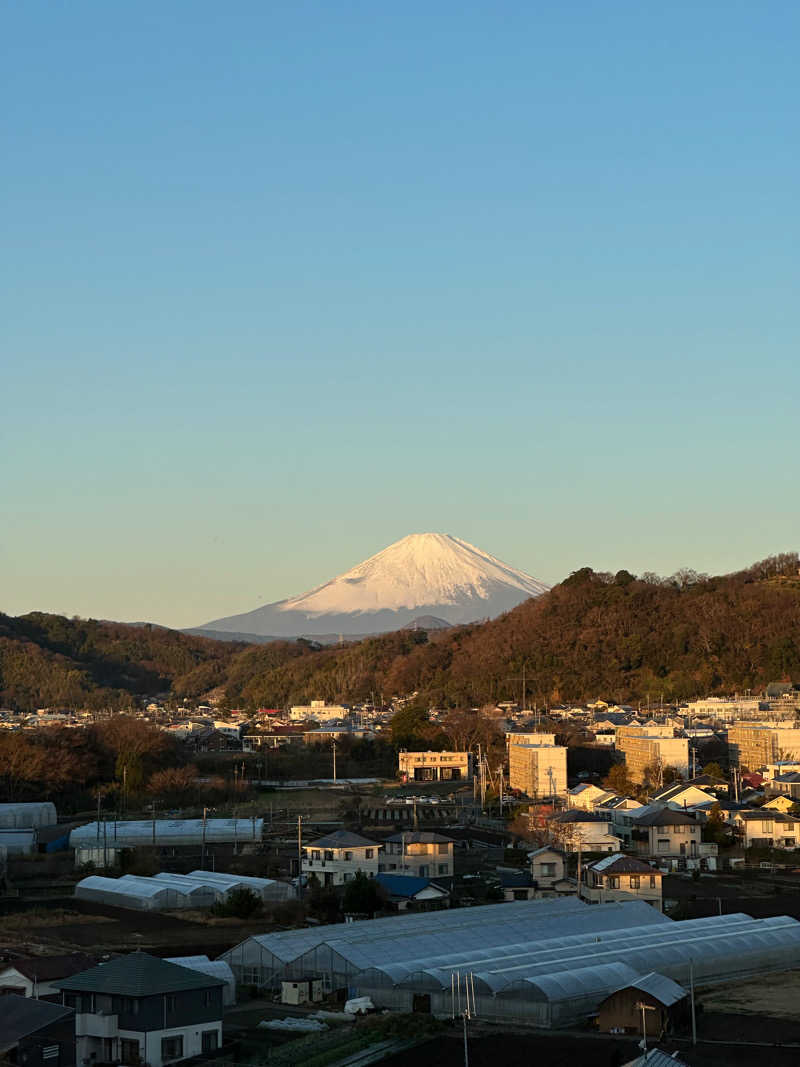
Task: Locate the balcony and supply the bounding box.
[76,1012,119,1038]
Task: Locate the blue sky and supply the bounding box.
[3,2,799,627]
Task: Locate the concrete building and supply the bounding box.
[506,732,556,747]
[580,855,663,911]
[685,697,764,721]
[302,829,381,887]
[728,724,800,769]
[567,784,618,811]
[617,725,676,741]
[508,743,567,797]
[616,734,689,783]
[55,953,224,1067]
[382,832,454,879]
[289,701,349,722]
[398,750,472,782]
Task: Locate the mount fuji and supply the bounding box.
[192,533,549,643]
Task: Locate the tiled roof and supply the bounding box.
[310,829,380,849]
[0,994,73,1046]
[54,952,224,996]
[4,954,95,982]
[633,809,698,827]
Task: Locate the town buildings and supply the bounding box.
[382,832,454,879]
[616,733,689,783]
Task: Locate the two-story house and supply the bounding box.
[547,811,622,853]
[631,808,702,860]
[580,854,663,911]
[382,832,454,879]
[55,953,225,1067]
[527,846,575,897]
[732,810,798,849]
[302,830,382,887]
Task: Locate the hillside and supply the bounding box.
[2,553,799,711]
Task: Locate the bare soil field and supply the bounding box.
[697,969,800,1020]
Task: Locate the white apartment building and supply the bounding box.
[508,744,567,798]
[580,855,663,911]
[289,701,350,722]
[685,697,764,721]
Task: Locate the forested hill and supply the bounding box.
[2,553,799,711]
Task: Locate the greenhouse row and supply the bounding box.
[69,817,264,848]
[75,870,292,911]
[221,898,800,1027]
[0,802,57,829]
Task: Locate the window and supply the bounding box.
[161,1036,183,1063]
[365,849,374,859]
[201,1031,218,1053]
[762,822,774,834]
[311,850,321,860]
[649,876,657,888]
[165,995,176,1013]
[540,862,556,876]
[629,876,640,889]
[344,851,353,861]
[437,844,449,855]
[438,864,449,875]
[609,877,620,889]
[657,839,670,852]
[120,1039,140,1064]
[203,989,216,1007]
[324,850,333,861]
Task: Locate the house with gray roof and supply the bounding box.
[54,952,224,1067]
[581,853,663,911]
[302,829,382,887]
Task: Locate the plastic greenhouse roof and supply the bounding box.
[228,896,588,965]
[76,875,171,899]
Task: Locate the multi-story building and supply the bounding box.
[616,734,689,783]
[685,697,764,721]
[580,855,663,911]
[508,744,567,798]
[506,732,556,747]
[728,725,800,769]
[302,829,382,887]
[398,750,472,782]
[55,953,224,1067]
[289,701,350,723]
[382,832,454,879]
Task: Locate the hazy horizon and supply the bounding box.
[5,3,800,628]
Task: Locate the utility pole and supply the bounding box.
[689,959,697,1045]
[297,815,303,901]
[332,738,337,782]
[636,1002,657,1052]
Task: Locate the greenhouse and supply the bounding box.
[0,802,57,829]
[353,911,800,1026]
[69,817,264,849]
[220,897,644,988]
[221,899,800,1028]
[184,870,293,902]
[75,875,194,911]
[167,956,237,1004]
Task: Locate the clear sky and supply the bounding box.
[3,2,799,628]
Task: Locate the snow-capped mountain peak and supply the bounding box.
[197,532,549,640]
[281,533,548,616]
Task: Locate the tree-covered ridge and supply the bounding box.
[1,552,799,711]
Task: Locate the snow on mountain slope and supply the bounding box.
[280,533,548,615]
[197,533,549,639]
